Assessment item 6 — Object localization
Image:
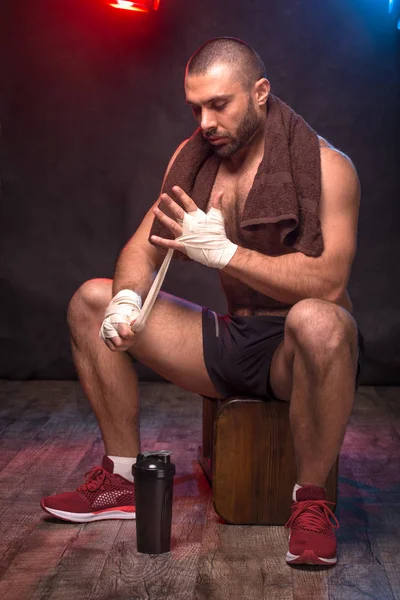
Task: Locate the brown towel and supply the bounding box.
[149,94,324,258]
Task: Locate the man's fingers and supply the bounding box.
[117,322,135,339]
[104,338,117,351]
[104,336,125,352]
[153,205,183,236]
[103,327,135,352]
[159,193,186,223]
[171,186,198,212]
[150,235,186,253]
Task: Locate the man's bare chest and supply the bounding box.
[206,163,254,215]
[206,163,291,253]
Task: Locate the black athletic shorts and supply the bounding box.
[202,307,365,400]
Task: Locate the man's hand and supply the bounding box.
[103,322,137,353]
[100,289,141,352]
[151,186,238,269]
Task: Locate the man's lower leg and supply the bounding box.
[285,331,358,565]
[289,338,357,487]
[68,283,141,458]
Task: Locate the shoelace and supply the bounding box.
[285,499,340,532]
[76,467,113,493]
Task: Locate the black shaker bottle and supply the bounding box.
[133,450,176,554]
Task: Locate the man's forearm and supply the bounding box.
[112,243,157,300]
[223,246,339,304]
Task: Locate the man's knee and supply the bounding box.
[284,298,358,357]
[67,278,112,331]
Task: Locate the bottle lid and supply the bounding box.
[133,450,176,479]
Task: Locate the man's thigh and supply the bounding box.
[128,291,224,399]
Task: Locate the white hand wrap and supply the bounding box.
[176,207,238,269]
[99,289,142,341]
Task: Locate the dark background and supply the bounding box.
[0,0,399,382]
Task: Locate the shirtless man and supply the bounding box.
[41,38,363,567]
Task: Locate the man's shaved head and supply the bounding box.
[186,37,267,91]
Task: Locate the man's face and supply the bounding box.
[185,64,261,158]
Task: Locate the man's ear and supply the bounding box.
[254,78,270,107]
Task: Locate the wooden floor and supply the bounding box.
[0,381,399,600]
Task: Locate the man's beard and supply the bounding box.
[208,98,260,158]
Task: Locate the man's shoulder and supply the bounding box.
[318,137,360,208]
[163,138,190,181]
[170,137,191,163]
[318,136,358,178]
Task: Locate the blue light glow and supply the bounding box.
[388,0,400,28]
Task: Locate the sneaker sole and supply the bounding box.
[286,549,337,566]
[40,500,136,523]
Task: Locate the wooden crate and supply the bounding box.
[199,396,337,525]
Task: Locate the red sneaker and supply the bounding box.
[40,456,135,523]
[285,485,339,566]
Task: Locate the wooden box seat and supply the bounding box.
[198,396,338,525]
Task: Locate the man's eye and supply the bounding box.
[214,104,227,111]
[192,106,201,115]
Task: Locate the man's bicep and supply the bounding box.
[319,149,361,298]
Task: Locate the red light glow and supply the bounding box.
[109,0,160,12]
[109,2,148,12]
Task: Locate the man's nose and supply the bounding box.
[201,109,217,132]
